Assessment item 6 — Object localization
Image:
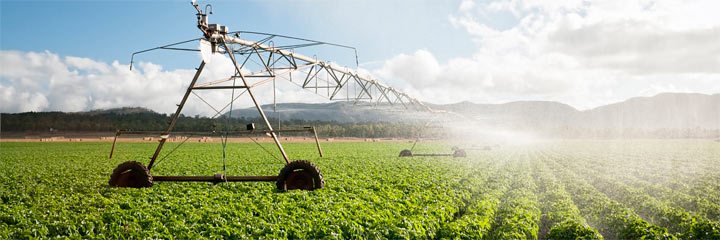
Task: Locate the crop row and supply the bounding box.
[550,150,720,239]
[549,141,720,198]
[575,152,720,223]
[537,141,720,218]
[547,141,720,222]
[540,151,674,239]
[529,153,602,239]
[618,175,720,223]
[486,153,541,239]
[436,152,510,239]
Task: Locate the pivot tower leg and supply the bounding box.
[147,61,206,170]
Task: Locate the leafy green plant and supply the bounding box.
[1,140,718,239]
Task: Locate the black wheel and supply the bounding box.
[453,149,467,158]
[399,149,413,157]
[109,161,153,188]
[276,160,324,191]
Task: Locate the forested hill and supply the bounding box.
[2,107,173,132]
[0,107,429,138]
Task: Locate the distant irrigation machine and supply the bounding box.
[108,1,435,191]
[397,119,467,158]
[398,146,467,158]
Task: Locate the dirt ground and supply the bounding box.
[0,132,418,143]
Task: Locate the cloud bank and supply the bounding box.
[0,50,324,116]
[376,0,720,109]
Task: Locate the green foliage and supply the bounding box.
[1,140,719,239]
[549,141,720,239]
[619,217,674,239]
[488,166,541,240]
[685,221,720,240]
[533,156,603,240]
[547,221,603,240]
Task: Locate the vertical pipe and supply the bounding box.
[410,137,419,152]
[109,129,120,159]
[274,77,280,136]
[221,40,290,164]
[312,126,323,157]
[148,61,206,170]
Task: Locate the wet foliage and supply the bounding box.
[1,140,718,239]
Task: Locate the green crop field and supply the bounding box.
[1,140,719,239]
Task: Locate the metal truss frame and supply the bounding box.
[124,2,434,181]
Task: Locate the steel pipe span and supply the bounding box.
[211,33,433,112]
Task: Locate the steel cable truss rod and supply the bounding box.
[228,30,359,66]
[210,33,433,112]
[129,38,202,70]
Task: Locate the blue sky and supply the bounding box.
[1,0,490,70]
[1,0,719,115]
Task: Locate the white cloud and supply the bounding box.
[0,50,326,116]
[459,0,476,12]
[377,50,441,88]
[0,84,49,112]
[375,0,720,109]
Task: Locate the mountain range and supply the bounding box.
[227,92,720,130]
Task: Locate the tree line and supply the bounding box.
[0,109,437,138]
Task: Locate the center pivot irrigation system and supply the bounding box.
[398,116,468,158]
[108,1,441,191]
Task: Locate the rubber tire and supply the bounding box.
[276,160,324,191]
[399,149,413,157]
[453,149,467,158]
[109,161,153,188]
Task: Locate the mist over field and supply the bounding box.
[219,92,719,140]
